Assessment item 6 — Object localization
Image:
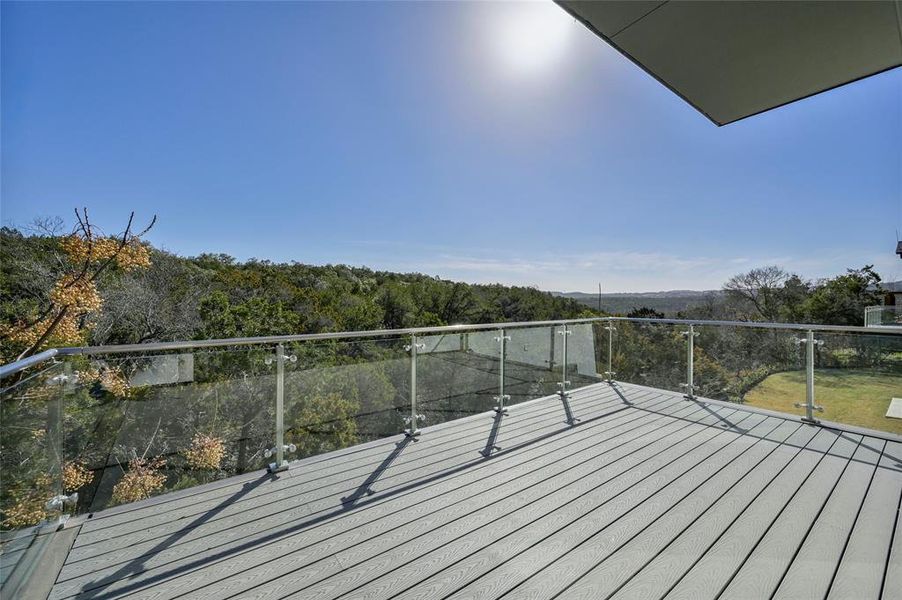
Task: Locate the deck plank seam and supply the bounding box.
[451,417,788,600]
[656,428,843,600]
[710,434,863,600]
[774,439,886,600]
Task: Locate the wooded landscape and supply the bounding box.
[0,216,898,531]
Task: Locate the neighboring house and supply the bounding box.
[866,281,902,327]
[881,280,902,307]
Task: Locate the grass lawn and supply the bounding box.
[744,369,902,435]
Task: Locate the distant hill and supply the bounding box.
[551,289,722,316]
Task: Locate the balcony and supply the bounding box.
[1,317,901,599]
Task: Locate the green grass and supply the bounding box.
[744,369,902,435]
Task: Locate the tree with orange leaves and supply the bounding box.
[1,209,156,362]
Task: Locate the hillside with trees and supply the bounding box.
[1,220,888,365]
[0,221,591,363]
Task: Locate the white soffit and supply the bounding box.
[557,0,902,125]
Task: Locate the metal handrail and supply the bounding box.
[0,349,58,380]
[2,315,899,378]
[605,316,902,333]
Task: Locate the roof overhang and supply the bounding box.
[556,1,902,126]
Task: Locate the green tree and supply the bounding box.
[802,266,882,326]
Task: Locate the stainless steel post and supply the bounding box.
[682,325,697,400]
[794,329,823,424]
[494,328,511,414]
[604,322,616,382]
[558,326,571,397]
[44,362,76,529]
[405,335,425,437]
[269,344,288,472]
[266,343,296,472]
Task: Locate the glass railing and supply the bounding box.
[864,305,902,327]
[1,316,900,595]
[607,318,902,435]
[0,320,604,547]
[0,361,67,598]
[813,331,902,432]
[603,320,687,395]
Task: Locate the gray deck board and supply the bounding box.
[430,415,779,598]
[45,382,902,600]
[150,398,729,600]
[384,411,767,600]
[522,419,803,600]
[58,392,675,587]
[607,423,821,600]
[772,438,889,600]
[722,436,884,599]
[827,440,902,600]
[664,429,861,600]
[883,449,902,600]
[53,391,681,599]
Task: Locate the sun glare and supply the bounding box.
[489,1,576,79]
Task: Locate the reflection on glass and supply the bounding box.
[1,362,65,532]
[610,321,686,394]
[283,337,408,457]
[418,329,500,425]
[693,326,804,415]
[504,325,559,406]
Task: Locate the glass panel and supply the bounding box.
[504,325,559,406]
[694,325,805,420]
[418,329,500,425]
[610,321,686,394]
[283,337,409,457]
[62,347,276,515]
[814,332,902,435]
[566,322,605,392]
[865,306,902,327]
[1,361,65,597]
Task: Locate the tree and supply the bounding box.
[377,283,416,329]
[92,250,212,345]
[197,291,301,338]
[802,266,882,326]
[0,209,155,361]
[626,307,665,319]
[723,266,809,322]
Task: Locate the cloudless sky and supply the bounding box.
[2,0,901,292]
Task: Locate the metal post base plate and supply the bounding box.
[493,407,509,415]
[800,417,821,425]
[268,460,289,474]
[404,429,421,439]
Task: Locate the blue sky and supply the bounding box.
[2,1,900,292]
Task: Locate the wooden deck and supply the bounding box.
[45,382,902,600]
